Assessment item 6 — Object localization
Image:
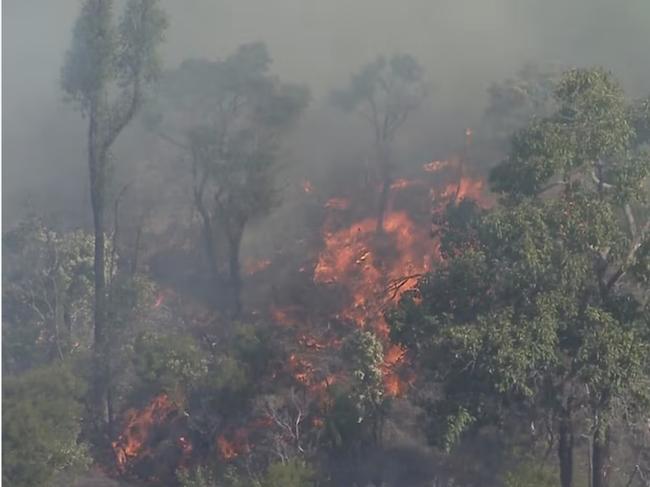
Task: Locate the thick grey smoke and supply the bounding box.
[4,0,650,225]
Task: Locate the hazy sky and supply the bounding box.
[3,0,650,224]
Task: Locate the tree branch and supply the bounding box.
[605,219,650,292]
[625,203,638,238]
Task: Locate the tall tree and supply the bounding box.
[390,68,650,487]
[332,54,427,233]
[61,0,167,436]
[149,43,309,316]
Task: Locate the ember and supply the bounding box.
[217,435,239,461]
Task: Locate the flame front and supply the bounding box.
[314,211,431,337]
[111,152,490,476]
[308,158,489,397]
[112,394,178,473]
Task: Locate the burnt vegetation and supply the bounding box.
[3,2,650,487]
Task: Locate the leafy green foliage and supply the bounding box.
[177,465,219,487]
[151,42,309,313]
[62,0,168,113]
[260,460,315,487]
[176,460,315,487]
[504,460,557,487]
[391,68,650,467]
[156,42,309,225]
[631,95,650,146]
[491,67,649,200]
[343,329,385,424]
[134,332,208,394]
[322,387,364,452]
[3,364,90,487]
[2,218,96,372]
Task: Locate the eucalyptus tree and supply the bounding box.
[149,42,309,316]
[61,0,167,435]
[333,54,427,233]
[390,68,650,487]
[482,62,561,154]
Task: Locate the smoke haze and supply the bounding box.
[4,0,650,224]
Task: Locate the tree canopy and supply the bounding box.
[390,67,650,487]
[150,42,309,315]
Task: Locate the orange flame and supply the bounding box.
[217,435,239,461]
[271,304,303,326]
[381,344,413,397]
[112,394,178,472]
[217,423,266,462]
[314,211,432,335]
[269,160,489,430]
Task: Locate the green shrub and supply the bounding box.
[2,364,90,487]
[261,459,315,487]
[503,460,556,487]
[133,332,207,394]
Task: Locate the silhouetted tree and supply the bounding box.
[150,43,309,316]
[482,63,561,154]
[61,0,167,437]
[333,54,427,233]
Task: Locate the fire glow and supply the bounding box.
[314,211,432,336]
[111,154,490,475]
[112,394,178,473]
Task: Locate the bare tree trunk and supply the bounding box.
[88,101,112,442]
[376,176,391,234]
[199,210,220,289]
[91,173,111,436]
[131,214,144,276]
[559,413,574,487]
[193,160,220,290]
[227,229,243,318]
[592,427,611,487]
[375,143,391,234]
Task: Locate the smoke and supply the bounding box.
[3,0,650,226]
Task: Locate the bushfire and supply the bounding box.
[112,394,179,473]
[111,153,489,477]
